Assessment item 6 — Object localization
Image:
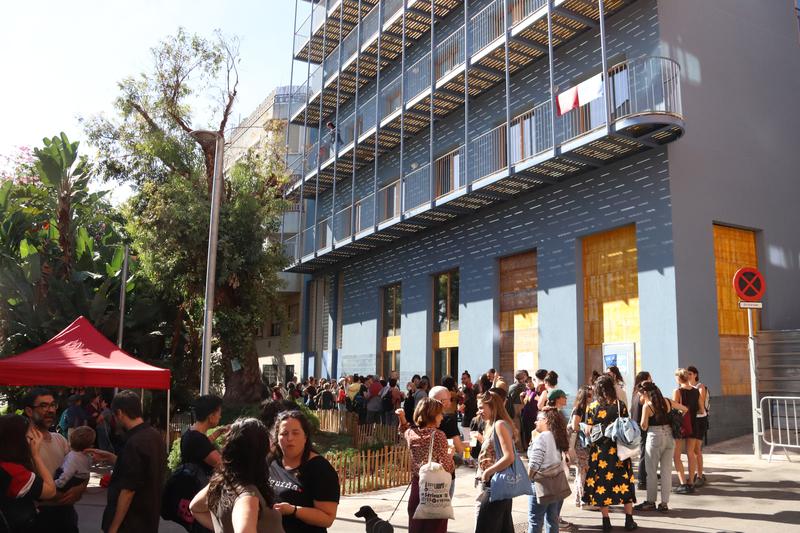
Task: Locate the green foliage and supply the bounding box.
[83,27,290,403]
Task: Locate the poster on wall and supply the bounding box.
[602,342,636,403]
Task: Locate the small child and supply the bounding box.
[54,426,95,490]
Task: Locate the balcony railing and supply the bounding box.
[510,0,547,26]
[471,0,504,53]
[334,205,352,243]
[435,26,466,79]
[283,234,299,261]
[403,165,431,211]
[287,56,683,266]
[354,193,375,232]
[470,124,508,182]
[378,180,401,222]
[435,146,466,197]
[406,53,432,102]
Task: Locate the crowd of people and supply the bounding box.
[0,363,710,533]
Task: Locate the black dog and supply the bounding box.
[354,505,394,533]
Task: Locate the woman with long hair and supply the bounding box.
[582,375,638,531]
[269,410,339,532]
[475,391,516,533]
[396,397,455,533]
[537,371,559,409]
[570,385,593,508]
[189,418,283,533]
[635,382,687,512]
[672,368,705,494]
[0,415,56,533]
[606,366,628,405]
[631,371,651,490]
[527,407,570,533]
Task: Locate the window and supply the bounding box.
[262,364,295,386]
[434,270,459,332]
[380,283,401,376]
[433,270,459,383]
[270,321,282,337]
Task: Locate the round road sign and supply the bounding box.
[733,267,766,302]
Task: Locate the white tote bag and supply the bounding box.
[412,432,454,520]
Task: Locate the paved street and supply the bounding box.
[75,435,799,532]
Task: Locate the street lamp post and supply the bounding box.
[190,130,225,396]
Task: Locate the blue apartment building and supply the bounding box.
[281,0,800,441]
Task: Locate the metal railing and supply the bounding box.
[380,75,403,120]
[558,91,607,144]
[358,94,378,135]
[334,205,353,243]
[470,124,507,182]
[301,226,315,257]
[471,0,504,53]
[509,100,553,164]
[338,111,357,147]
[294,11,313,57]
[316,217,332,251]
[283,234,299,262]
[406,53,432,102]
[609,56,683,121]
[382,0,404,25]
[435,26,465,80]
[360,1,382,48]
[434,146,466,197]
[760,396,800,462]
[354,193,375,232]
[378,180,401,222]
[403,164,431,211]
[510,0,547,26]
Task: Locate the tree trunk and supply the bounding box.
[57,191,71,279]
[221,341,263,404]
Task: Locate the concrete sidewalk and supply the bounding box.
[75,435,800,532]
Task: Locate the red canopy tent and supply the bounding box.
[0,316,172,446]
[0,316,170,389]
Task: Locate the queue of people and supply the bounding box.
[1,362,710,533]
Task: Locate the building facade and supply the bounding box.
[225,86,306,385]
[282,0,800,441]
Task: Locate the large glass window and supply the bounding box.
[381,283,401,377]
[383,284,402,337]
[434,271,459,332]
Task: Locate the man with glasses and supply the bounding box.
[23,387,87,533]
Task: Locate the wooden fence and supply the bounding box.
[317,409,403,448]
[325,444,412,495]
[316,409,357,435]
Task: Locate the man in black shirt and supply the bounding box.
[89,390,166,533]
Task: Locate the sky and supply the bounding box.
[0,0,301,176]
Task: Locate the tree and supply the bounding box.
[84,29,289,402]
[0,135,168,361]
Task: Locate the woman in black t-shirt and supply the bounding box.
[269,410,339,533]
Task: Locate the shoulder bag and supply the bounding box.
[413,431,454,520]
[489,424,534,502]
[532,461,572,505]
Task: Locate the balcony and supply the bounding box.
[290,0,632,137]
[289,0,635,198]
[284,56,684,272]
[294,0,378,65]
[290,0,462,127]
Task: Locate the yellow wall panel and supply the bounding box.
[583,225,640,379]
[713,224,758,395]
[500,251,538,376]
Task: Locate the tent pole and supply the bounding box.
[166,388,171,453]
[116,245,129,348]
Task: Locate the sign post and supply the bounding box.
[733,267,766,459]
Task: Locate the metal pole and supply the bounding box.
[351,0,362,236]
[598,0,611,131]
[331,0,344,246]
[116,245,129,347]
[464,0,470,186]
[373,0,384,228]
[429,0,436,203]
[313,0,330,253]
[282,0,301,249]
[195,131,225,396]
[502,0,512,172]
[166,388,171,452]
[547,1,557,152]
[400,0,407,215]
[748,307,761,459]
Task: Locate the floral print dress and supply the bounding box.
[581,400,637,507]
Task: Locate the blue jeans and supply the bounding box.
[528,485,563,533]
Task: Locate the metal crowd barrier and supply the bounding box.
[759,396,800,462]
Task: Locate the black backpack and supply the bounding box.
[381,387,394,412]
[403,394,415,421]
